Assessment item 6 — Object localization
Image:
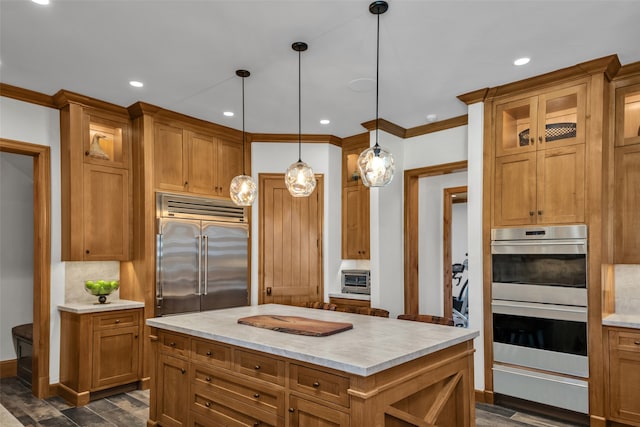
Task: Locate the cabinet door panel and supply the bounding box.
[614,144,640,263]
[83,112,130,169]
[157,354,189,427]
[216,138,243,197]
[92,325,140,390]
[155,124,187,191]
[536,145,585,224]
[83,165,130,260]
[289,396,349,427]
[493,153,536,226]
[187,131,217,195]
[608,330,640,424]
[537,84,586,149]
[494,97,538,157]
[342,185,369,259]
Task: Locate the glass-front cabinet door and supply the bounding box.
[495,97,538,157]
[537,84,586,149]
[616,83,640,147]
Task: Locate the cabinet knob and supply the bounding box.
[205,376,211,382]
[538,210,543,216]
[169,342,176,347]
[205,401,211,408]
[181,368,186,374]
[206,351,212,356]
[253,393,260,398]
[184,181,188,186]
[529,138,534,145]
[312,381,320,388]
[529,211,534,216]
[253,422,260,427]
[134,335,138,339]
[288,408,295,413]
[634,340,640,345]
[86,249,90,254]
[254,365,261,370]
[115,319,120,323]
[539,136,543,143]
[85,151,90,156]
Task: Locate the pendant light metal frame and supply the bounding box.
[229,69,258,206]
[285,41,317,197]
[357,0,395,188]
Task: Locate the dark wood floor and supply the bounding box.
[0,377,583,426]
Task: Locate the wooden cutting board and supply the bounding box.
[237,315,353,337]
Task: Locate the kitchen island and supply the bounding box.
[147,304,479,427]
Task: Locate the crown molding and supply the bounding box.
[250,133,342,147]
[613,61,640,82]
[52,89,130,116]
[405,115,469,138]
[0,83,56,108]
[361,118,406,138]
[457,88,489,106]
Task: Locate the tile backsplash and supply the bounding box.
[65,261,120,304]
[614,264,640,314]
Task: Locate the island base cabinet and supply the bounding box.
[606,328,640,426]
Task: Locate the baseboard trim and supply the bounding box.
[0,360,17,378]
[139,377,150,390]
[474,389,494,404]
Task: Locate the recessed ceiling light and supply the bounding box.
[223,111,234,117]
[129,81,143,88]
[32,0,50,5]
[320,119,330,125]
[514,57,531,66]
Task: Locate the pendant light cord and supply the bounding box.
[241,75,246,174]
[374,10,380,149]
[298,48,302,162]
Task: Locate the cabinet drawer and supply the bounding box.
[192,382,282,427]
[158,331,189,358]
[191,339,230,369]
[610,330,640,352]
[192,366,284,417]
[234,350,285,386]
[290,364,350,407]
[93,310,140,330]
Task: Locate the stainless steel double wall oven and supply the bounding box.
[491,225,588,414]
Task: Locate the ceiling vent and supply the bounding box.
[157,193,246,223]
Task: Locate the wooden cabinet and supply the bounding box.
[288,396,349,427]
[157,354,189,427]
[341,135,370,259]
[492,83,587,227]
[60,101,132,261]
[154,123,243,198]
[614,79,640,263]
[59,308,142,406]
[605,327,640,425]
[329,296,371,311]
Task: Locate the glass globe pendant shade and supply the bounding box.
[357,145,395,187]
[230,174,257,206]
[285,160,316,197]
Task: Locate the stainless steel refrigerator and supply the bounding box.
[155,193,249,316]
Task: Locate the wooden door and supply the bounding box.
[157,354,189,427]
[288,396,349,427]
[82,165,130,260]
[91,325,140,390]
[154,124,187,192]
[493,152,536,226]
[536,144,585,224]
[216,138,243,198]
[186,130,216,196]
[259,174,323,305]
[614,144,640,263]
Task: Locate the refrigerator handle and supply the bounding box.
[196,235,202,295]
[156,233,163,308]
[203,235,209,295]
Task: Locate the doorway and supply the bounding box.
[258,173,324,306]
[443,186,468,326]
[0,138,51,398]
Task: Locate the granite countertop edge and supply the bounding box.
[58,299,145,313]
[602,313,640,330]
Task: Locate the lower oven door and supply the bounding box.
[492,299,588,378]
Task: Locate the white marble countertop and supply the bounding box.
[147,304,478,376]
[602,313,640,330]
[328,292,371,301]
[58,299,144,314]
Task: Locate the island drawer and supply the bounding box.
[192,382,283,427]
[290,364,350,407]
[609,329,640,352]
[192,365,284,417]
[191,338,231,368]
[234,349,285,386]
[93,309,140,331]
[158,331,189,358]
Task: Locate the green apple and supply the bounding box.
[85,280,94,289]
[109,280,119,290]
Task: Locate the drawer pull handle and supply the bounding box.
[254,365,261,370]
[312,381,320,388]
[205,401,211,408]
[181,368,186,374]
[206,351,212,356]
[634,340,640,345]
[205,376,211,382]
[169,342,176,347]
[288,408,295,413]
[253,393,260,398]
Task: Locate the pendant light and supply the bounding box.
[230,69,258,206]
[285,42,317,197]
[357,0,395,187]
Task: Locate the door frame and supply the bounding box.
[443,185,468,320]
[0,138,51,398]
[403,161,467,314]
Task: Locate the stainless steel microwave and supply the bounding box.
[341,270,370,295]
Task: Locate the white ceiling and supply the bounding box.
[1,0,639,138]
